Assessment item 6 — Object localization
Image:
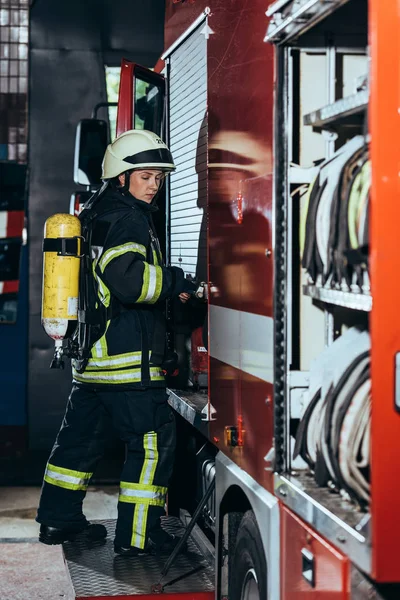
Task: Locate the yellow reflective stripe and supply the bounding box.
[120,482,167,492]
[92,256,111,309]
[100,319,110,356]
[120,486,165,505]
[131,432,159,548]
[91,319,110,359]
[151,368,165,381]
[137,262,150,302]
[72,367,164,385]
[141,433,158,485]
[132,505,149,548]
[96,274,111,308]
[119,495,164,506]
[44,475,89,491]
[99,242,146,273]
[90,247,110,358]
[44,463,92,491]
[86,351,142,369]
[152,248,158,266]
[137,264,163,304]
[47,463,92,478]
[73,367,141,383]
[152,266,163,303]
[119,486,166,505]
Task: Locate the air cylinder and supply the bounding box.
[41,214,81,347]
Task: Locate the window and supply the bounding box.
[105,65,120,141]
[0,0,29,163]
[134,74,164,135]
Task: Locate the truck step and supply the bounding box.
[62,517,215,599]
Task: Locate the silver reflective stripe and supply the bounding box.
[144,265,157,302]
[45,465,90,487]
[142,434,157,484]
[99,242,146,272]
[73,367,163,384]
[91,320,110,360]
[133,504,147,548]
[120,488,165,501]
[74,370,142,382]
[91,245,103,261]
[95,273,110,307]
[88,353,141,368]
[92,339,104,358]
[130,433,159,548]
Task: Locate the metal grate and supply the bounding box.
[0,0,29,163]
[63,518,215,598]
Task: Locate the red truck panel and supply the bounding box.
[207,1,275,491]
[281,506,350,600]
[164,0,276,490]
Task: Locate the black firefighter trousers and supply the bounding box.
[36,385,176,549]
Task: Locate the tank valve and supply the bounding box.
[50,340,65,369]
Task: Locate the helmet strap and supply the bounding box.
[111,170,132,194]
[122,171,131,193]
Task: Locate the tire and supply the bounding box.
[230,510,267,600]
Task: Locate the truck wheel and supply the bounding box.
[230,510,267,600]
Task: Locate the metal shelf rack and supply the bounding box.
[264,0,352,44]
[303,284,372,311]
[303,90,369,131]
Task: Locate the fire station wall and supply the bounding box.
[28,0,165,453]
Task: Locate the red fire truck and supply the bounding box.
[65,0,400,598]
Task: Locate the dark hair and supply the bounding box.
[109,168,165,197]
[109,169,134,194]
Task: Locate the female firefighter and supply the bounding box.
[36,129,195,555]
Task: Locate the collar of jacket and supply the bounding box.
[121,191,159,213]
[89,188,159,219]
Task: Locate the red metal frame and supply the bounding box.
[116,60,166,138]
[369,0,400,583]
[116,59,135,137]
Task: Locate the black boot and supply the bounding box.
[114,528,181,557]
[39,521,107,545]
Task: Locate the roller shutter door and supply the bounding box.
[168,24,207,280]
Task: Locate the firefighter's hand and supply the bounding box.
[179,292,191,303]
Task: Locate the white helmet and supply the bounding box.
[102,129,176,180]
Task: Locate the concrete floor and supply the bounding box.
[0,485,119,600]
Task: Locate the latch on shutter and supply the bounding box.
[301,548,315,587]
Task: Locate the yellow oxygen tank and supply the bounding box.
[41,213,81,368]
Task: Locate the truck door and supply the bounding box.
[116,59,165,138]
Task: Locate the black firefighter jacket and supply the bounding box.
[72,187,188,390]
